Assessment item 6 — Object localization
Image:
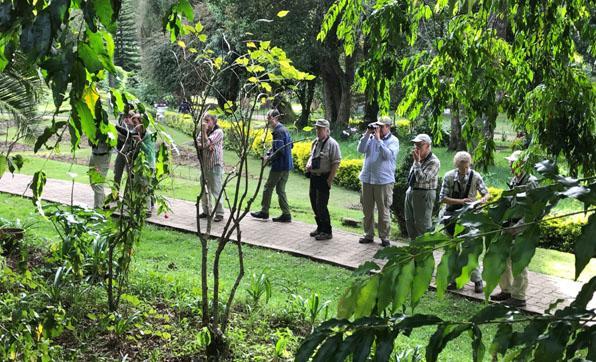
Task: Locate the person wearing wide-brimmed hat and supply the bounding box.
[305,119,342,240]
[404,133,440,241]
[490,150,538,308]
[357,116,400,247]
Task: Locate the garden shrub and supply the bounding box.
[250,129,273,158]
[291,141,313,173]
[538,217,585,253]
[335,159,364,191]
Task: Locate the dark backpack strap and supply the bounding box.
[463,170,474,198]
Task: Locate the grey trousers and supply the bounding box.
[361,182,394,240]
[261,170,290,215]
[405,188,435,241]
[201,165,225,217]
[89,153,111,209]
[499,257,528,299]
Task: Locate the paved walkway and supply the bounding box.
[0,173,593,314]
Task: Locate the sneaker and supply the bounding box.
[358,237,373,244]
[272,214,292,223]
[198,212,209,218]
[474,281,484,293]
[315,232,332,240]
[214,215,224,222]
[380,239,391,247]
[250,211,269,219]
[503,298,526,308]
[490,292,511,301]
[309,229,320,237]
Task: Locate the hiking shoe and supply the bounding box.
[380,239,391,247]
[272,214,292,223]
[198,212,209,218]
[490,292,511,301]
[315,232,332,240]
[309,229,320,237]
[250,211,269,219]
[214,215,224,222]
[358,237,373,244]
[474,281,484,293]
[503,298,526,308]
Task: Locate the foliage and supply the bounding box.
[246,270,272,307]
[539,216,585,254]
[334,159,364,192]
[297,160,596,361]
[291,141,313,173]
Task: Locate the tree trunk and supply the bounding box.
[296,80,316,128]
[448,103,466,151]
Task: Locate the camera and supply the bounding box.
[311,157,321,170]
[367,122,379,130]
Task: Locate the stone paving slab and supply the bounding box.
[0,173,593,315]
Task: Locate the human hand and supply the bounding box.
[373,127,381,140]
[327,178,332,188]
[463,198,474,204]
[412,148,420,162]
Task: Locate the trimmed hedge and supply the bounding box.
[539,217,585,253]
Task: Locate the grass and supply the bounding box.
[1,192,500,360]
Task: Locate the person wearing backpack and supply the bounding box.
[439,151,490,293]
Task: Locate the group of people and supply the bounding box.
[92,108,532,309]
[88,109,156,215]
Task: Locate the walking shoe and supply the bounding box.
[198,212,209,218]
[315,232,332,240]
[358,237,373,244]
[214,215,224,222]
[272,214,292,223]
[503,298,526,308]
[309,229,320,237]
[474,281,484,293]
[380,239,391,247]
[250,211,269,219]
[490,292,511,301]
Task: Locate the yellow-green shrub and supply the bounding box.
[292,141,313,173]
[335,159,363,191]
[539,216,586,253]
[250,129,272,157]
[486,187,504,202]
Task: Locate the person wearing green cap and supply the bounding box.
[306,119,342,240]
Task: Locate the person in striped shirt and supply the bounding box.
[197,113,225,222]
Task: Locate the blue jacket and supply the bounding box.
[269,123,293,171]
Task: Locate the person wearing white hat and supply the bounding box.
[404,133,441,241]
[357,115,400,247]
[306,119,342,240]
[490,150,538,308]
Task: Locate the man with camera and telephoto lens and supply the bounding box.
[405,134,440,241]
[251,109,294,222]
[305,119,342,240]
[357,116,400,247]
[439,151,490,293]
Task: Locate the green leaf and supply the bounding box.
[391,261,414,312]
[30,170,47,214]
[397,314,443,336]
[93,0,113,27]
[454,238,483,288]
[574,213,596,280]
[435,247,455,298]
[177,0,194,22]
[8,154,24,173]
[74,100,96,144]
[426,323,470,362]
[411,254,434,309]
[482,233,513,299]
[489,323,512,358]
[312,334,342,362]
[277,10,289,17]
[570,275,596,310]
[0,155,6,178]
[78,43,103,73]
[374,328,398,362]
[34,121,67,152]
[510,225,539,277]
[470,325,485,362]
[533,322,571,362]
[20,12,52,60]
[354,275,379,318]
[471,304,510,324]
[353,261,380,276]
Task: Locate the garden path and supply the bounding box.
[0,172,593,315]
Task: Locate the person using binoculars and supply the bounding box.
[305,119,342,240]
[357,116,399,247]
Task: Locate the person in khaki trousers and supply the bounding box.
[490,150,537,308]
[357,116,399,247]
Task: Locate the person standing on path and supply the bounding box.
[490,150,538,308]
[306,119,342,240]
[197,113,225,222]
[357,116,400,247]
[439,151,490,293]
[133,116,157,216]
[404,133,441,241]
[88,138,112,209]
[251,109,294,222]
[113,110,138,193]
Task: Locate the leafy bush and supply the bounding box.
[539,217,585,253]
[335,159,364,191]
[291,141,312,173]
[249,128,273,158]
[246,270,272,307]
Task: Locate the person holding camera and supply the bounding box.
[306,119,342,240]
[405,134,440,241]
[357,116,400,247]
[439,151,489,293]
[251,109,294,222]
[197,113,225,222]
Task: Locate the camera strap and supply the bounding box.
[312,136,330,158]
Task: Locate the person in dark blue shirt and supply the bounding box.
[251,109,294,222]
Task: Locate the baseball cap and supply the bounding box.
[314,119,330,128]
[373,116,393,127]
[505,150,524,162]
[411,134,432,144]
